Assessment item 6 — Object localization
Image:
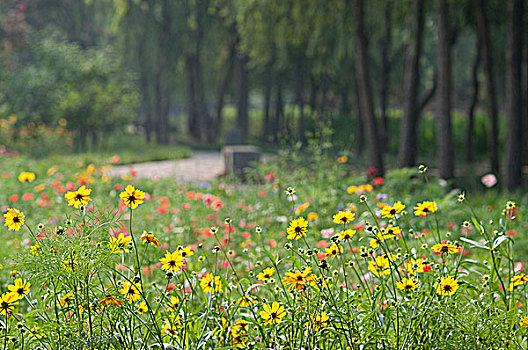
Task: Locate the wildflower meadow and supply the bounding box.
[0,151,526,350]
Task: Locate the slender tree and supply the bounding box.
[352,0,384,175]
[474,0,499,173]
[505,0,523,190]
[398,0,424,167]
[466,40,481,162]
[235,51,250,143]
[436,0,454,179]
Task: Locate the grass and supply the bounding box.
[0,144,527,349]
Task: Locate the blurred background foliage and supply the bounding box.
[0,0,526,187]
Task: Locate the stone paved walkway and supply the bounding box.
[106,151,224,183]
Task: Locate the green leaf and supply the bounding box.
[460,236,489,250]
[492,236,511,250]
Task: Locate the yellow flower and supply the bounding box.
[431,243,458,254]
[370,227,399,248]
[257,267,275,281]
[18,172,36,183]
[368,253,395,277]
[396,277,419,291]
[34,184,45,192]
[200,273,223,294]
[137,301,148,314]
[380,201,405,218]
[260,302,286,324]
[339,229,356,241]
[237,295,257,307]
[109,233,132,254]
[404,258,426,275]
[140,231,161,247]
[347,185,358,194]
[98,294,124,307]
[337,156,348,163]
[180,246,194,258]
[120,185,146,209]
[325,243,343,258]
[436,276,459,296]
[7,278,30,300]
[307,212,319,221]
[27,326,45,339]
[332,210,355,225]
[282,267,312,291]
[519,315,528,328]
[166,296,183,313]
[160,251,185,273]
[286,217,308,240]
[0,292,18,317]
[230,318,249,346]
[119,281,142,303]
[30,242,40,256]
[508,274,528,291]
[295,202,310,215]
[47,166,58,176]
[59,292,74,307]
[414,201,438,217]
[358,184,373,192]
[64,185,92,208]
[4,208,25,231]
[306,311,329,330]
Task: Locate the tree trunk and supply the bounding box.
[262,62,273,142]
[213,28,236,144]
[474,0,499,173]
[320,73,329,114]
[505,0,523,190]
[398,0,424,167]
[310,75,318,114]
[295,54,306,143]
[354,76,364,155]
[154,0,170,145]
[235,53,250,143]
[380,2,393,153]
[352,0,384,175]
[186,55,199,141]
[436,0,454,179]
[466,40,481,162]
[155,58,169,144]
[273,77,284,143]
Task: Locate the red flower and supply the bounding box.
[372,177,384,185]
[367,166,378,176]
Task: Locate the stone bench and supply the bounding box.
[222,145,261,179]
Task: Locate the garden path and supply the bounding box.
[106,151,223,183]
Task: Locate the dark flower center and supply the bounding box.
[423,207,429,212]
[1,302,8,309]
[390,209,396,215]
[13,217,20,223]
[128,196,136,203]
[17,288,24,295]
[168,260,176,266]
[443,285,452,292]
[295,226,302,233]
[76,194,84,200]
[441,246,449,253]
[296,275,303,281]
[271,312,276,318]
